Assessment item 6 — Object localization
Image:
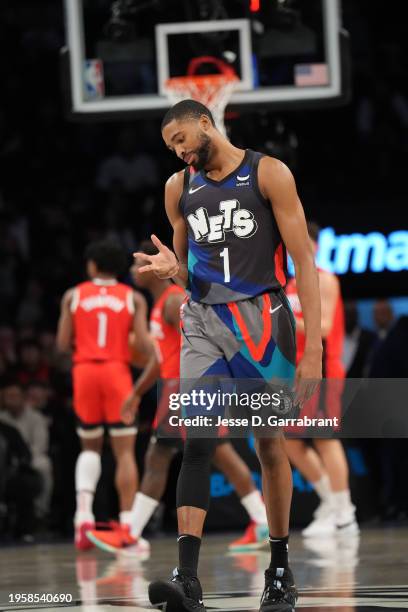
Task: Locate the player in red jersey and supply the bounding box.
[105,240,268,553]
[57,241,154,551]
[285,223,358,537]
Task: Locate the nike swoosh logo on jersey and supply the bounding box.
[189,184,206,194]
[237,174,250,181]
[270,304,283,314]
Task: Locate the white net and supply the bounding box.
[164,75,237,137]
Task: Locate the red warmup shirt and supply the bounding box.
[286,271,345,378]
[149,285,186,379]
[71,279,134,364]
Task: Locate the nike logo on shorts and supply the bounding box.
[270,304,283,314]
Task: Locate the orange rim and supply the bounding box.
[165,73,238,92]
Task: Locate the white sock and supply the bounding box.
[240,490,268,525]
[119,511,134,527]
[312,474,331,502]
[75,493,95,523]
[332,489,353,512]
[75,451,101,520]
[130,492,159,538]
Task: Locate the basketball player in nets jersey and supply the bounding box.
[56,241,154,552]
[285,223,358,538]
[120,239,270,553]
[135,100,322,612]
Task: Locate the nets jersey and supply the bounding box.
[71,280,134,363]
[150,284,185,379]
[286,272,345,378]
[180,149,287,304]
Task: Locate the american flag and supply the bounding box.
[294,63,329,87]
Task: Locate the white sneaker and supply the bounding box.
[119,536,151,559]
[336,508,359,536]
[336,519,360,536]
[302,514,336,537]
[302,501,336,537]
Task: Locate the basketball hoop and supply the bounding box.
[165,56,238,137]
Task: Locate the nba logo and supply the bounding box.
[84,59,105,100]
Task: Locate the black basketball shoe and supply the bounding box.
[149,567,206,611]
[259,567,298,612]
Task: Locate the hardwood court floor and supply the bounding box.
[0,527,407,611]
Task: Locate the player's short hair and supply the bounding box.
[161,99,215,131]
[85,240,127,277]
[307,221,320,242]
[138,239,159,256]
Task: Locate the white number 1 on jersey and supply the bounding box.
[220,247,230,283]
[97,312,108,347]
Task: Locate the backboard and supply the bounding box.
[62,0,350,121]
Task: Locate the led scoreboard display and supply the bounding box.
[317,228,408,274]
[287,227,408,298]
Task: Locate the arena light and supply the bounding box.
[250,0,260,12]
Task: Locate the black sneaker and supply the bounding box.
[148,568,206,611]
[259,567,298,612]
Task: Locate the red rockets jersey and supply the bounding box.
[150,285,185,379]
[286,272,345,378]
[72,280,134,364]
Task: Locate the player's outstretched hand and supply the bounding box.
[121,392,141,425]
[133,234,179,279]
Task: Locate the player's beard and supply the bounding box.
[192,132,212,171]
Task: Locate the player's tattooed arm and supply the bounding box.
[259,157,322,381]
[56,288,74,353]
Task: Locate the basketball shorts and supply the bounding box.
[178,290,296,437]
[73,361,136,438]
[180,289,296,381]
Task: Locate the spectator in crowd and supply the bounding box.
[373,299,395,341]
[342,301,377,377]
[0,326,17,364]
[16,340,50,386]
[0,352,9,386]
[0,382,52,520]
[16,278,44,328]
[0,418,43,541]
[370,315,408,379]
[38,330,58,368]
[369,316,408,520]
[26,381,52,418]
